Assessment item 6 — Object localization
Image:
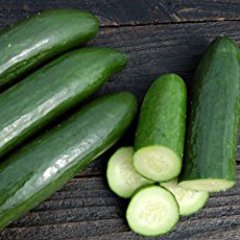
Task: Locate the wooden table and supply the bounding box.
[1,1,240,239]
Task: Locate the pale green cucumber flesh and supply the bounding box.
[161,179,209,216]
[133,145,181,182]
[126,185,179,237]
[179,179,235,192]
[106,147,152,198]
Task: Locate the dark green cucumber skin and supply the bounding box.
[135,73,187,157]
[0,47,127,158]
[180,37,240,183]
[0,92,137,230]
[0,9,99,89]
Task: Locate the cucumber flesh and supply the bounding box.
[179,179,234,192]
[133,146,181,182]
[126,185,179,237]
[161,179,209,216]
[107,147,152,198]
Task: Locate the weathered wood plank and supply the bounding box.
[0,0,240,28]
[1,166,240,239]
[194,227,240,240]
[90,21,240,96]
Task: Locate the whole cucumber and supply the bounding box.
[0,48,127,158]
[0,92,137,230]
[0,9,99,88]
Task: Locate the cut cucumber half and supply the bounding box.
[134,74,187,182]
[133,145,181,182]
[161,179,209,216]
[107,147,152,198]
[126,185,179,237]
[179,37,240,192]
[179,179,235,192]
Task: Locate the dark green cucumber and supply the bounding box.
[179,37,240,192]
[0,47,127,158]
[0,9,99,89]
[0,92,137,230]
[133,74,187,181]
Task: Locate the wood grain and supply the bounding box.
[0,0,240,28]
[90,21,240,96]
[1,166,240,240]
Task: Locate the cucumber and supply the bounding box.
[0,92,137,230]
[0,47,127,158]
[179,37,240,192]
[133,74,187,181]
[106,147,152,198]
[126,185,179,237]
[161,179,209,216]
[0,9,99,89]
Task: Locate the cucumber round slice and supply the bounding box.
[133,145,181,182]
[126,185,179,237]
[161,179,209,216]
[179,179,235,192]
[107,147,152,198]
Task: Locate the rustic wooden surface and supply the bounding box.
[1,1,240,239]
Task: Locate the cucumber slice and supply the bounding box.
[133,74,187,182]
[161,179,209,216]
[133,146,180,182]
[126,185,179,237]
[107,147,152,198]
[179,179,234,192]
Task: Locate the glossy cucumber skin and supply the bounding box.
[0,47,127,158]
[135,73,187,158]
[180,37,240,183]
[0,9,99,88]
[0,92,137,230]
